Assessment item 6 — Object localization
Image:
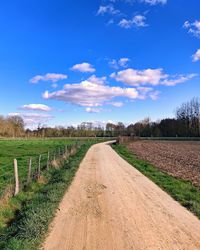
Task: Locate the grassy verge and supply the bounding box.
[0,142,94,250]
[112,144,200,219]
[0,139,77,198]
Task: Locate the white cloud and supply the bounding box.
[119,15,147,29]
[72,120,116,129]
[119,19,133,29]
[119,58,130,67]
[85,107,102,113]
[109,58,130,69]
[108,101,124,107]
[192,49,200,62]
[30,73,68,84]
[97,5,120,16]
[133,15,148,27]
[97,1,166,28]
[160,74,197,86]
[108,0,166,4]
[149,91,160,100]
[87,75,107,85]
[183,20,200,38]
[8,112,54,126]
[20,104,52,111]
[43,68,191,108]
[43,78,139,107]
[111,68,166,86]
[71,62,96,73]
[136,87,160,100]
[141,0,167,5]
[51,83,58,88]
[111,68,197,86]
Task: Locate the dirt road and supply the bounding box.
[43,142,200,250]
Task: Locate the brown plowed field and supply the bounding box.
[128,140,200,188]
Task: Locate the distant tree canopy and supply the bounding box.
[176,97,200,137]
[0,115,25,137]
[0,97,200,138]
[125,97,200,137]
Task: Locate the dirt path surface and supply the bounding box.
[43,142,200,250]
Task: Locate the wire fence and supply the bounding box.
[0,142,83,200]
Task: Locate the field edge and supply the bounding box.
[0,142,94,250]
[112,144,200,220]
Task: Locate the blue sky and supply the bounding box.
[0,0,199,128]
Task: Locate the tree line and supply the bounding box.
[0,97,200,138]
[130,97,200,137]
[0,115,25,137]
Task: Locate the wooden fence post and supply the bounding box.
[38,155,41,179]
[27,157,32,184]
[14,159,19,196]
[47,151,50,170]
[63,145,67,159]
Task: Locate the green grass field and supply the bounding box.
[0,139,81,197]
[0,142,94,249]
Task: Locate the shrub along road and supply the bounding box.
[43,142,200,250]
